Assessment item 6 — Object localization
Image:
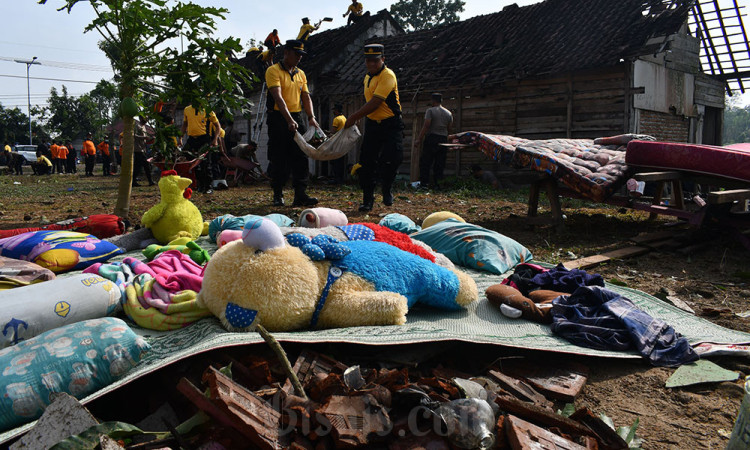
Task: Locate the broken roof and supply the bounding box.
[299,9,404,77]
[321,0,695,95]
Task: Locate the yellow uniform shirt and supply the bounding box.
[332,114,346,132]
[183,106,220,137]
[37,155,52,166]
[265,62,309,113]
[3,145,10,153]
[297,24,316,40]
[347,2,363,15]
[364,66,401,121]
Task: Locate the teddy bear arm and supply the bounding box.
[316,291,408,328]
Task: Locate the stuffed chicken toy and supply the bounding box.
[198,217,478,331]
[141,171,203,244]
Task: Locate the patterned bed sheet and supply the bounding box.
[456,132,640,203]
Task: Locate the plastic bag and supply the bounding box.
[294,125,361,161]
[302,125,327,144]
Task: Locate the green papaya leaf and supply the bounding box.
[556,403,576,417]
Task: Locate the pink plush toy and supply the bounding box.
[217,230,243,248]
[298,208,348,228]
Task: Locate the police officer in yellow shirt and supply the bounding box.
[344,44,403,212]
[265,39,319,207]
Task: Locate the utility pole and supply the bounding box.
[14,57,40,145]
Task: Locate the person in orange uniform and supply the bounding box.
[98,139,111,176]
[49,140,59,174]
[344,44,403,211]
[56,143,69,174]
[82,133,97,176]
[264,29,281,49]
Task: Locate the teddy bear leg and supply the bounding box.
[452,269,479,307]
[316,291,409,328]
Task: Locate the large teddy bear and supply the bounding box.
[198,217,478,332]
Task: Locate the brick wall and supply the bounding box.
[638,109,689,142]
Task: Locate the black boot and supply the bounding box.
[272,188,285,206]
[359,188,374,212]
[382,184,393,206]
[292,194,318,207]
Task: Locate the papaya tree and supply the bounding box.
[40,0,252,218]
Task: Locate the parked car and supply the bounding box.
[13,145,37,164]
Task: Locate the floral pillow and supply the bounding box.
[0,317,150,431]
[0,231,123,273]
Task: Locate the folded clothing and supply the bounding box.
[85,250,211,330]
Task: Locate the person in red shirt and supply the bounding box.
[97,140,111,176]
[82,133,97,176]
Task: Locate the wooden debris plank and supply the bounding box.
[203,366,283,450]
[633,171,682,182]
[569,408,628,450]
[563,246,650,270]
[493,395,592,438]
[488,370,552,409]
[630,230,678,245]
[506,415,587,450]
[498,360,589,403]
[707,189,750,205]
[282,350,349,396]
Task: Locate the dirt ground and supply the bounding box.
[1,169,749,449]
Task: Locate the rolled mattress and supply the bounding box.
[626,140,750,183]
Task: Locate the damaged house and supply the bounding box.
[301,0,746,181]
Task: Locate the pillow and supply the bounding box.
[0,273,121,349]
[411,219,532,274]
[0,256,55,290]
[379,213,421,235]
[0,231,123,273]
[422,211,466,229]
[208,214,294,243]
[0,317,150,431]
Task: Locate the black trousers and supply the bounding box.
[419,133,448,186]
[359,116,404,201]
[56,158,66,174]
[85,154,96,175]
[33,163,50,175]
[185,134,215,191]
[67,155,77,173]
[266,111,309,196]
[102,154,111,176]
[133,151,153,184]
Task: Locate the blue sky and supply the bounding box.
[0,0,747,113]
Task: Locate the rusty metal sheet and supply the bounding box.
[317,394,391,448]
[498,359,589,403]
[488,370,553,409]
[203,366,284,450]
[506,415,587,450]
[283,350,349,396]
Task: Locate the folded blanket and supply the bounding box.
[84,250,211,330]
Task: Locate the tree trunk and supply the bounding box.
[114,115,135,218]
